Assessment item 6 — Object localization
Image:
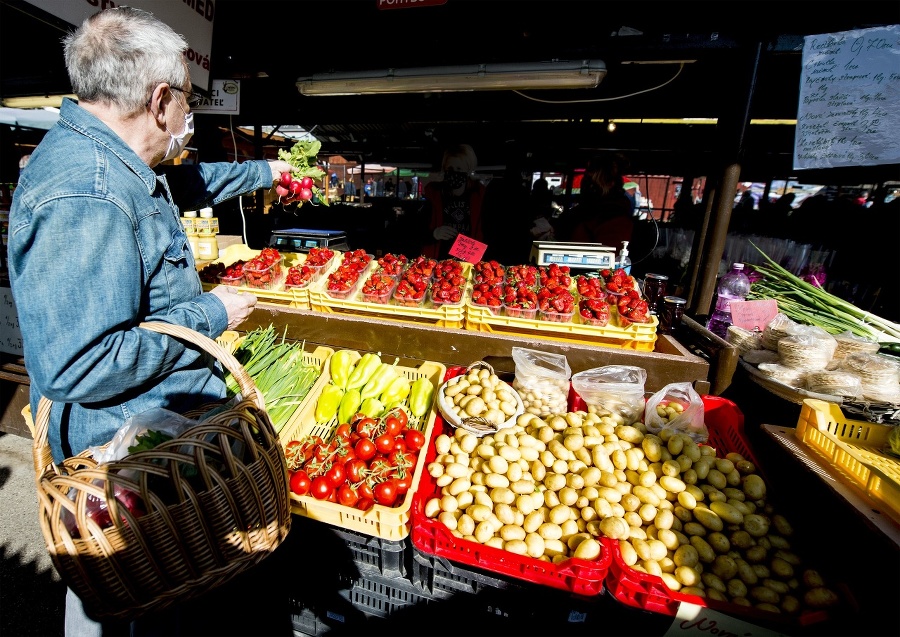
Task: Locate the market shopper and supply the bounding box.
[556,152,635,249]
[420,143,487,259]
[7,7,293,635]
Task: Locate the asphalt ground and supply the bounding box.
[0,431,66,637]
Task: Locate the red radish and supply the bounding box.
[300,176,314,189]
[298,188,313,201]
[275,185,290,198]
[279,172,293,188]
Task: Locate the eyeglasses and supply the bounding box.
[168,86,203,109]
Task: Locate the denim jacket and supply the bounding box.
[8,98,274,462]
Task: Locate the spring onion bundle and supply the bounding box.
[225,325,322,432]
[746,244,900,344]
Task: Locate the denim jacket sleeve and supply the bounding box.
[159,160,273,212]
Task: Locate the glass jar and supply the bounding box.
[659,296,686,335]
[642,273,669,315]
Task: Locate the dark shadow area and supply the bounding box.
[0,543,66,637]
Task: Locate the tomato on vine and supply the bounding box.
[310,475,333,501]
[373,480,397,507]
[289,470,311,496]
[404,429,426,452]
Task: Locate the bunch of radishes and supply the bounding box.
[276,172,316,205]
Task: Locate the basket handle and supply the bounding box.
[32,322,263,474]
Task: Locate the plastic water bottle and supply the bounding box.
[706,262,750,339]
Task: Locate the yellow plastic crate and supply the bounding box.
[308,259,467,329]
[278,352,446,541]
[198,244,341,310]
[464,303,658,351]
[796,399,900,524]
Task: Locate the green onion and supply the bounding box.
[746,243,900,343]
[224,324,322,432]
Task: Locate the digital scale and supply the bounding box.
[529,241,617,271]
[268,228,350,253]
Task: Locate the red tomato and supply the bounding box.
[374,433,395,455]
[335,423,352,440]
[373,480,397,507]
[325,462,346,488]
[357,497,375,512]
[354,438,377,461]
[394,408,409,429]
[342,447,357,464]
[289,470,311,496]
[327,489,337,503]
[389,449,415,470]
[391,438,407,454]
[404,429,426,452]
[310,476,333,500]
[337,484,359,507]
[384,415,403,438]
[355,418,377,439]
[345,459,367,483]
[358,481,374,501]
[394,474,411,496]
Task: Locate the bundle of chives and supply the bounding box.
[747,243,900,344]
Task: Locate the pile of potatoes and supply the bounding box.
[439,367,521,430]
[423,406,841,616]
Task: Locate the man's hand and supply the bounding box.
[433,225,458,241]
[209,285,258,330]
[267,160,294,183]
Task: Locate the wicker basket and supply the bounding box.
[31,322,292,621]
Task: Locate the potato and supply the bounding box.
[750,585,780,605]
[599,516,630,540]
[711,554,738,580]
[573,537,602,560]
[693,506,724,532]
[742,474,767,500]
[743,514,770,537]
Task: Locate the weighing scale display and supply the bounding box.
[269,228,350,253]
[530,241,616,270]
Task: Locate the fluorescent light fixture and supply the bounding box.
[297,60,606,96]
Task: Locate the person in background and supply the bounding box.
[731,181,756,233]
[420,143,486,259]
[556,152,635,249]
[397,177,408,199]
[481,156,532,264]
[529,177,556,241]
[623,181,640,215]
[7,7,293,635]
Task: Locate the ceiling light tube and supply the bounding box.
[297,60,606,96]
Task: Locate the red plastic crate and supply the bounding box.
[602,395,842,629]
[409,366,611,597]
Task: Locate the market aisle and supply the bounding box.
[0,431,66,637]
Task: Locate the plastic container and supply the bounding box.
[410,365,611,596]
[195,231,219,261]
[360,272,397,304]
[199,206,219,235]
[795,398,900,524]
[242,255,283,290]
[278,355,446,541]
[706,262,750,338]
[217,271,243,287]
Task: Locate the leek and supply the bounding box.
[225,325,322,432]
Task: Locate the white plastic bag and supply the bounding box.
[571,365,646,426]
[90,408,201,464]
[512,347,571,418]
[644,382,707,443]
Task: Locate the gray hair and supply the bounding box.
[63,6,189,113]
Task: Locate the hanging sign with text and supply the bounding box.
[1,287,24,356]
[793,24,900,170]
[449,234,487,264]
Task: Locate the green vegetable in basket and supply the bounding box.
[409,377,434,418]
[346,352,381,391]
[380,375,411,406]
[314,384,344,423]
[887,425,900,459]
[359,397,385,419]
[337,388,362,425]
[361,358,400,401]
[329,349,355,390]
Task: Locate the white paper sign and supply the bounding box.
[664,603,786,637]
[793,24,900,170]
[191,80,241,115]
[22,0,215,90]
[1,287,24,356]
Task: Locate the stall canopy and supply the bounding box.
[348,164,397,175]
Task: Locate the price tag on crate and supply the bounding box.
[449,234,486,264]
[730,299,778,332]
[665,603,787,637]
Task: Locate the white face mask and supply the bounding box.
[163,105,194,162]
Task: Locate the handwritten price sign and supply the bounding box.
[1,287,24,355]
[665,603,786,637]
[730,299,779,332]
[449,234,487,265]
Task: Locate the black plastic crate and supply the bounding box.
[291,606,327,637]
[410,548,528,599]
[332,524,409,579]
[339,568,435,620]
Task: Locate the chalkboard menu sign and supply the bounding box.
[794,24,900,170]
